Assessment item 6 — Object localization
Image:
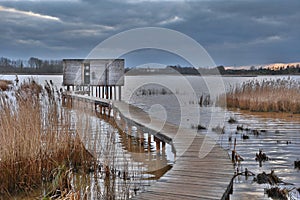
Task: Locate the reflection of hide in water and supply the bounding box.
[118,129,172,179]
[101,116,174,180]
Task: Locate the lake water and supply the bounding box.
[1,74,300,199]
[123,75,300,200]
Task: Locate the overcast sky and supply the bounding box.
[0,0,299,67]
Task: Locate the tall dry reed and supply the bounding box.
[219,77,300,113]
[0,79,94,197]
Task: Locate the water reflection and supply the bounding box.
[220,110,300,199]
[68,106,174,199]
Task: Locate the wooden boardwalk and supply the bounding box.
[63,94,234,200]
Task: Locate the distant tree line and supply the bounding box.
[166,65,300,75]
[125,65,300,76]
[1,56,300,75]
[0,57,63,74]
[221,65,300,75]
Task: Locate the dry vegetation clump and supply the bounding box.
[0,79,13,91]
[219,78,300,113]
[0,79,94,198]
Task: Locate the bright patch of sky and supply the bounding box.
[0,5,60,21]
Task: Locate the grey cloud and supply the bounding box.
[0,0,299,65]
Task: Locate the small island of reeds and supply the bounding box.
[219,77,300,113]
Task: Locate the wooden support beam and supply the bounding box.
[155,137,160,152]
[106,86,108,99]
[162,141,166,149]
[102,86,104,98]
[96,86,98,97]
[148,134,151,152]
[119,86,122,101]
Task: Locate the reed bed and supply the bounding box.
[219,77,300,113]
[0,79,94,198]
[0,79,145,199]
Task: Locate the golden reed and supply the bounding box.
[0,79,93,198]
[219,78,300,113]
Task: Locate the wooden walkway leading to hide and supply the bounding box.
[63,94,234,200]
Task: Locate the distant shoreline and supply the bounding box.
[0,72,299,77]
[123,73,299,77]
[124,73,259,77]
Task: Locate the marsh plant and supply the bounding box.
[219,78,300,113]
[0,79,95,198]
[0,79,144,199]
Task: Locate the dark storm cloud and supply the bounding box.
[0,0,299,66]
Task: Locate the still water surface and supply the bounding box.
[123,75,300,200]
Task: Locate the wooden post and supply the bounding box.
[127,125,131,151]
[162,141,166,157]
[106,86,108,99]
[162,141,166,149]
[62,95,65,106]
[108,104,112,118]
[232,138,237,162]
[155,137,160,152]
[119,86,122,101]
[107,86,109,99]
[140,131,144,146]
[148,134,151,152]
[102,86,105,98]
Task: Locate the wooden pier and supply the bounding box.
[62,94,234,200]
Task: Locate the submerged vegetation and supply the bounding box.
[219,78,300,113]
